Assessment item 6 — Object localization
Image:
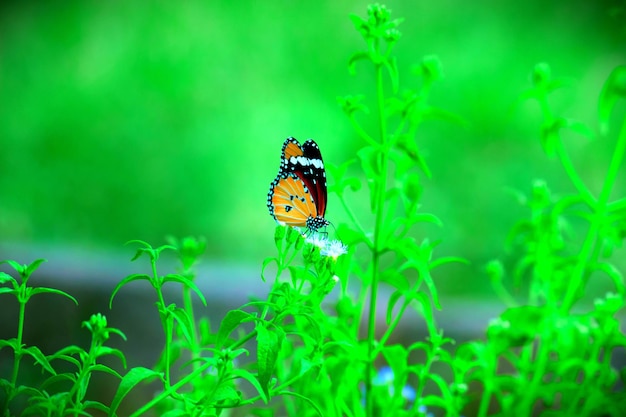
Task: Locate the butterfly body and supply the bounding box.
[267,137,329,233]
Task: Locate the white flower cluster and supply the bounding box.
[305,235,348,259]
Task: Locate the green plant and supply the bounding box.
[454,64,626,416]
[2,4,626,417]
[0,260,125,416]
[329,4,467,416]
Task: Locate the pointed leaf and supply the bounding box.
[109,273,151,308]
[599,65,626,134]
[408,292,436,332]
[56,354,82,369]
[256,324,284,402]
[0,338,20,352]
[430,256,468,270]
[170,307,194,344]
[261,257,278,283]
[386,290,404,325]
[30,287,78,305]
[0,287,17,296]
[230,368,266,400]
[41,372,76,389]
[89,364,122,379]
[349,13,369,36]
[0,273,18,287]
[23,346,56,375]
[277,390,324,417]
[109,367,163,415]
[348,51,371,74]
[594,262,625,296]
[25,259,47,278]
[217,310,254,348]
[94,347,127,368]
[0,260,24,274]
[82,400,110,414]
[163,274,207,306]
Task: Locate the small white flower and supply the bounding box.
[321,239,348,259]
[305,234,328,249]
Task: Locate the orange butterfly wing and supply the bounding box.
[269,174,318,227]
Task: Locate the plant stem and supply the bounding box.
[366,41,390,416]
[8,295,27,411]
[555,139,595,207]
[561,111,626,312]
[130,361,214,417]
[152,259,172,388]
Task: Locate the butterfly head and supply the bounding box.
[306,215,330,234]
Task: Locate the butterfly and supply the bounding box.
[267,137,329,233]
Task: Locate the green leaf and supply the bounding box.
[89,364,122,379]
[23,346,56,375]
[109,273,151,308]
[0,287,17,296]
[540,117,565,157]
[386,290,404,325]
[430,256,468,270]
[409,292,436,331]
[41,372,76,389]
[161,409,193,417]
[230,368,266,400]
[30,287,78,305]
[261,257,278,283]
[348,51,371,74]
[349,13,370,39]
[48,352,81,369]
[402,172,422,204]
[216,310,254,348]
[408,212,443,227]
[380,269,408,292]
[382,344,409,403]
[82,400,110,414]
[170,307,194,344]
[24,259,47,278]
[211,383,241,406]
[593,263,625,296]
[109,367,163,416]
[50,345,84,357]
[0,260,25,275]
[0,272,18,287]
[277,390,324,417]
[382,344,408,376]
[163,273,207,306]
[0,338,23,352]
[598,65,626,134]
[491,305,547,348]
[94,347,127,369]
[256,323,285,402]
[420,393,450,409]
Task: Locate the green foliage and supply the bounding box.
[453,60,626,416]
[1,3,626,417]
[0,259,124,416]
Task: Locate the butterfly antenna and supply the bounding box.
[327,220,339,240]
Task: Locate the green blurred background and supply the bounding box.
[1,0,625,297]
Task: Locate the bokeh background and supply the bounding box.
[1,0,625,413]
[1,0,624,269]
